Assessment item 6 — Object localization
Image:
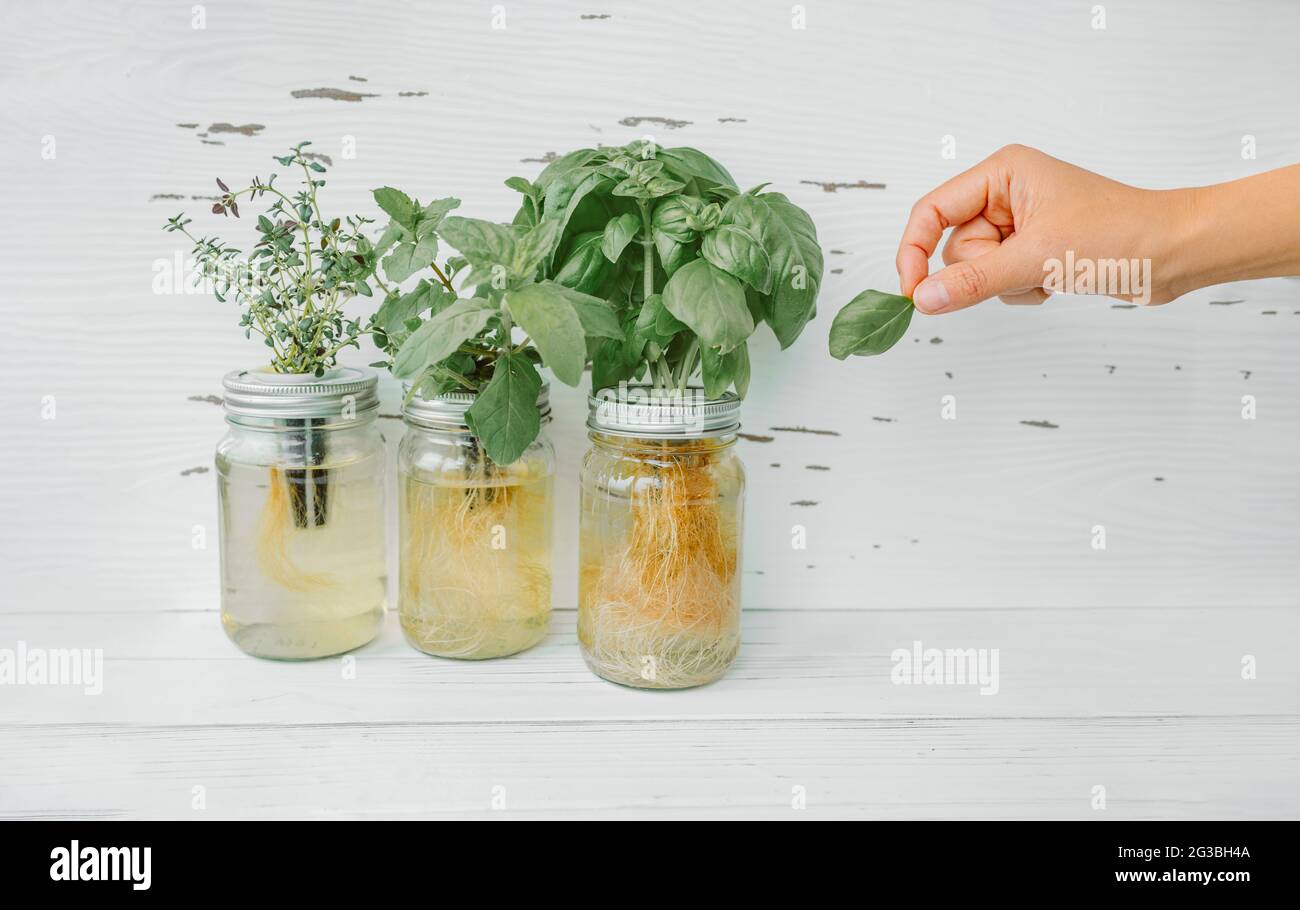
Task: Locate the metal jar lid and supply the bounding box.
[221,367,379,422]
[588,385,741,439]
[403,381,551,431]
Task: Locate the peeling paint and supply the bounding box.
[769,463,781,468]
[799,179,886,193]
[348,75,369,82]
[208,122,265,136]
[771,425,840,436]
[737,432,774,442]
[871,417,895,423]
[945,371,953,379]
[1020,419,1059,429]
[1240,370,1252,380]
[1262,309,1278,315]
[291,87,378,102]
[180,466,210,476]
[1209,299,1244,305]
[829,249,848,255]
[1112,304,1137,309]
[930,336,943,344]
[398,91,429,97]
[580,13,612,19]
[717,117,747,123]
[1154,477,1165,482]
[830,268,843,274]
[188,394,222,406]
[619,116,692,129]
[150,193,186,201]
[190,195,220,201]
[301,151,334,166]
[791,500,819,507]
[176,123,199,129]
[805,465,830,471]
[521,152,559,164]
[1105,364,1116,374]
[200,139,225,145]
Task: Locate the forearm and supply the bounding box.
[1166,164,1300,297]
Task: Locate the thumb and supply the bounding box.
[912,243,1041,314]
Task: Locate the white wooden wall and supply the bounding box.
[1,0,1297,818]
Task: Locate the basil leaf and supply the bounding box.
[652,195,702,243]
[661,259,753,354]
[533,148,601,192]
[702,223,772,294]
[700,344,735,399]
[658,147,738,190]
[436,216,521,271]
[732,340,750,397]
[828,290,914,358]
[722,192,822,348]
[465,353,543,465]
[601,212,641,262]
[553,231,611,294]
[393,298,497,379]
[505,283,587,386]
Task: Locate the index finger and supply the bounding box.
[895,158,1000,298]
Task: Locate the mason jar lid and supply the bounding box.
[403,381,551,430]
[588,385,741,439]
[221,366,379,421]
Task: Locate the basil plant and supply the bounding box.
[365,187,622,465]
[506,140,833,398]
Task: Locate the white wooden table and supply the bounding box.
[1,0,1298,819]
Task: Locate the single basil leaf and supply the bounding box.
[533,148,601,192]
[661,259,753,354]
[436,216,521,270]
[732,341,750,397]
[655,233,695,279]
[504,176,535,196]
[652,294,688,336]
[700,343,736,399]
[543,169,614,253]
[601,212,641,262]
[393,298,497,379]
[702,223,772,294]
[722,192,822,348]
[465,353,542,465]
[505,283,588,386]
[512,218,564,279]
[554,231,611,294]
[373,187,417,227]
[542,281,623,339]
[745,287,772,326]
[828,290,915,359]
[657,147,738,190]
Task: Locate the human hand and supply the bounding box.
[896,144,1195,313]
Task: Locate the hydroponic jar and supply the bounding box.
[579,387,745,688]
[398,385,555,659]
[216,367,386,659]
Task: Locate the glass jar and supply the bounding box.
[398,385,555,659]
[216,367,386,659]
[579,387,745,688]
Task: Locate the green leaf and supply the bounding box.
[436,216,521,270]
[700,343,738,399]
[505,283,588,386]
[393,298,497,379]
[601,213,640,262]
[732,341,750,397]
[504,176,535,196]
[828,290,915,359]
[657,147,738,190]
[652,195,702,243]
[661,259,754,354]
[417,197,460,231]
[373,187,417,227]
[533,148,601,192]
[465,353,542,465]
[702,223,772,293]
[553,231,611,295]
[542,281,623,339]
[381,232,438,282]
[512,218,563,278]
[655,233,695,279]
[722,192,822,348]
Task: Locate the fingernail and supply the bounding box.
[913,279,950,313]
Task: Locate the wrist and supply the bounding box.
[1149,186,1213,303]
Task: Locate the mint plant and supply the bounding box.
[367,187,622,464]
[162,141,378,376]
